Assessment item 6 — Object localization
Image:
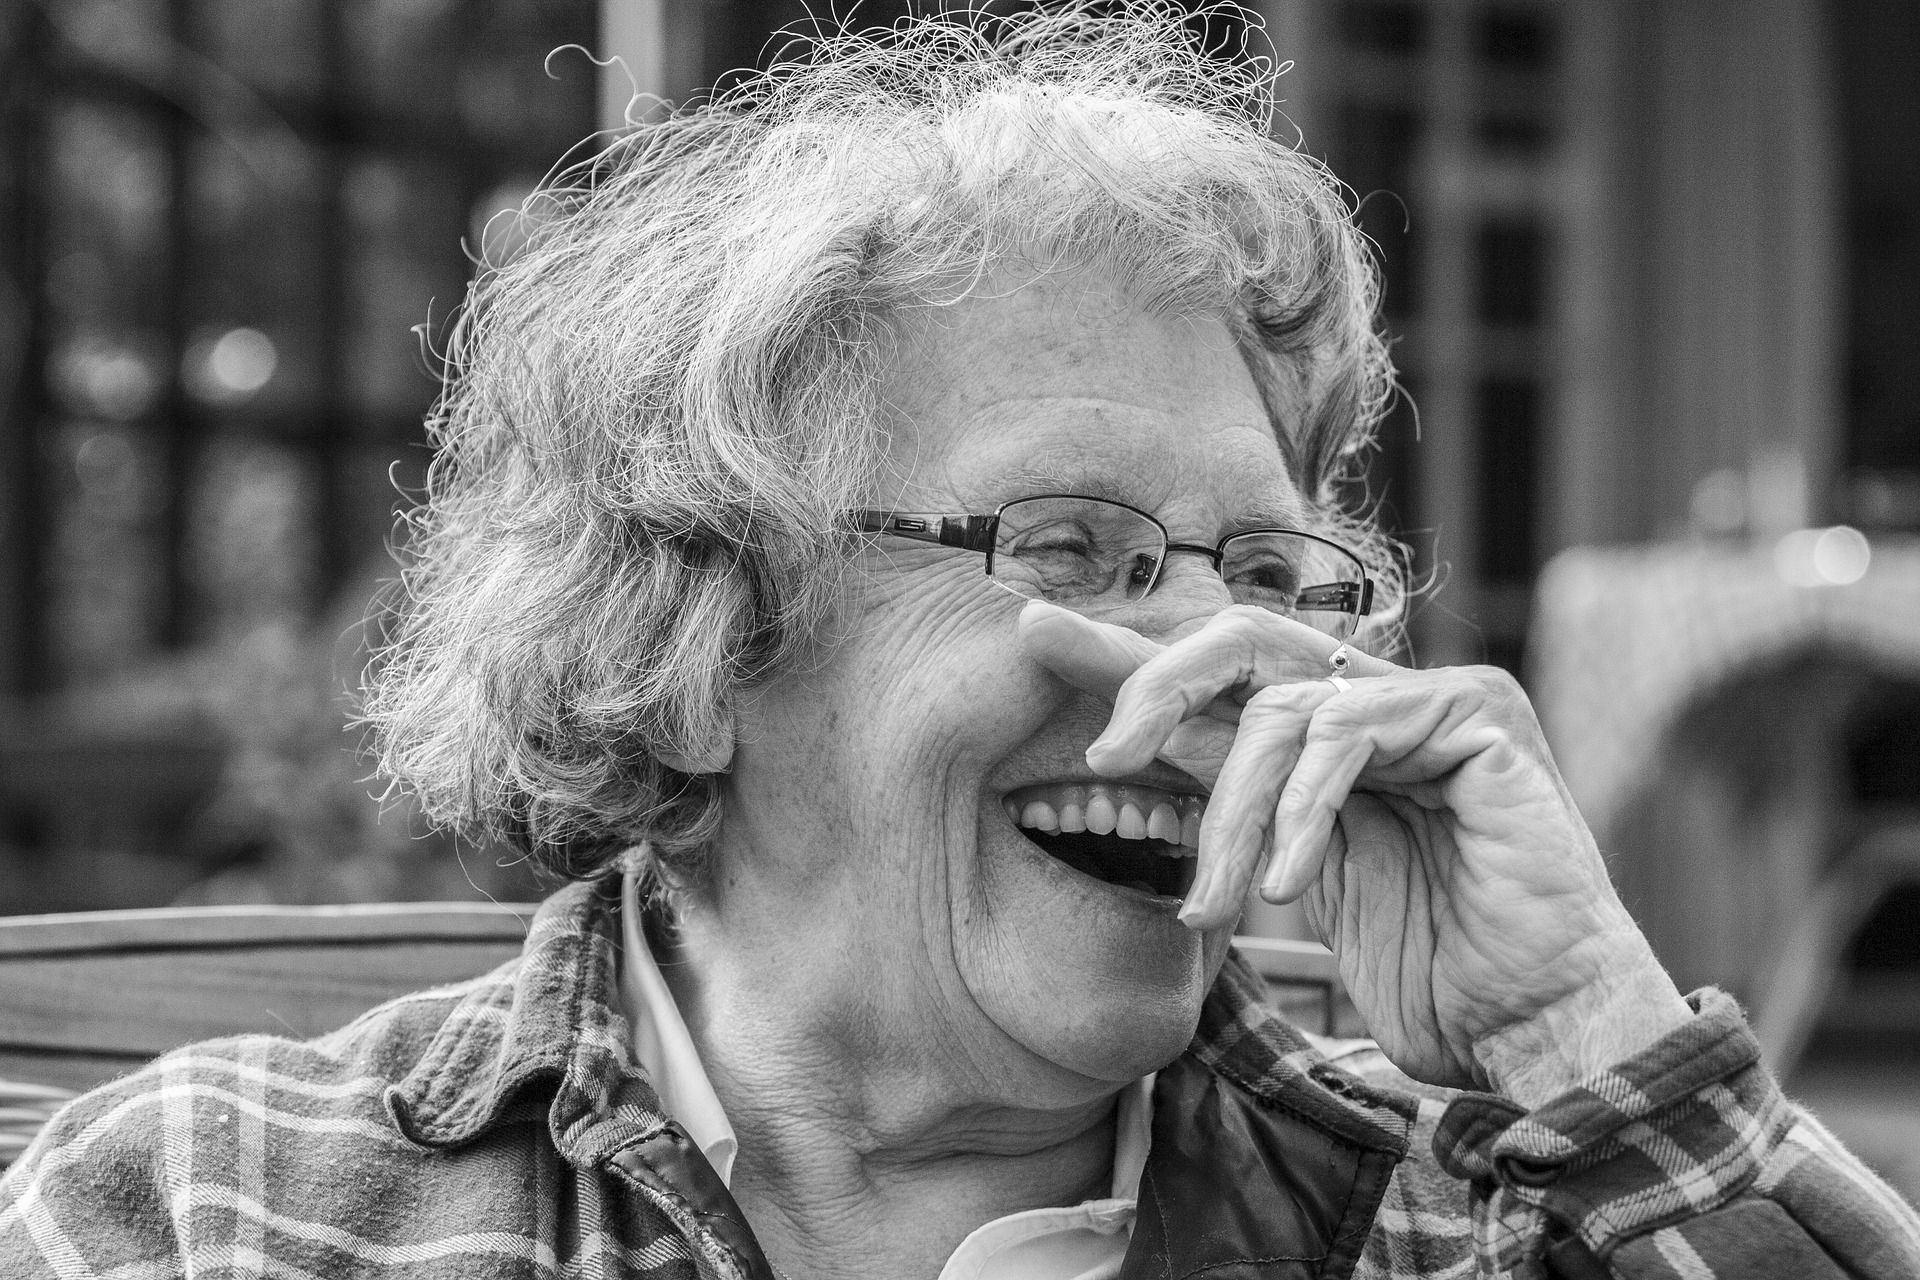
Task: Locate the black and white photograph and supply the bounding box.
[0,1,1916,1276]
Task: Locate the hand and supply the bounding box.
[1018,600,1692,1098]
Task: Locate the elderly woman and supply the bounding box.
[5,10,1917,1280]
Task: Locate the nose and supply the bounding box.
[1122,555,1233,644]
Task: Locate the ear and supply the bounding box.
[655,714,735,775]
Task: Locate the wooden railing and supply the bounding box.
[0,903,1356,1166]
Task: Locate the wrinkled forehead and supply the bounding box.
[873,266,1306,533]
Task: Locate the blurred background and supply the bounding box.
[0,0,1914,1189]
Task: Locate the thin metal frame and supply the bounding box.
[850,494,1375,622]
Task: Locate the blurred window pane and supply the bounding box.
[9,0,598,695]
[1475,6,1555,68]
[195,0,324,96]
[41,0,174,84]
[1837,0,1920,505]
[48,421,166,680]
[345,155,468,417]
[1340,1,1428,56]
[188,437,319,641]
[354,0,597,155]
[46,99,171,271]
[1476,377,1539,584]
[1338,102,1422,321]
[1476,218,1545,328]
[352,0,464,128]
[1475,111,1551,155]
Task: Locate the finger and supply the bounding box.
[1090,609,1399,776]
[1016,599,1164,702]
[1177,682,1334,930]
[1258,709,1381,903]
[1157,718,1238,788]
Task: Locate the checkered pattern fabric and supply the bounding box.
[2,880,1914,1278]
[1340,993,1920,1279]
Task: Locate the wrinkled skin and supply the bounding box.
[1019,603,1690,1096]
[665,266,1688,1280]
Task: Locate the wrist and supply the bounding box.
[1472,950,1694,1108]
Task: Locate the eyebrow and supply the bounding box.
[995,466,1132,505]
[992,465,1312,532]
[1228,495,1315,532]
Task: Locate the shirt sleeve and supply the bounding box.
[0,1073,183,1278]
[1423,988,1920,1279]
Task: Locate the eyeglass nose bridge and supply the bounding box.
[1130,541,1230,598]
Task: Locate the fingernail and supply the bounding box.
[1260,840,1294,898]
[1177,867,1210,927]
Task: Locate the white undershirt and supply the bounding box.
[619,870,1153,1280]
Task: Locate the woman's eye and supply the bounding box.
[1021,537,1092,556]
[1008,523,1096,558]
[1226,559,1299,600]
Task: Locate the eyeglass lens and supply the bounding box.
[989,496,1364,639]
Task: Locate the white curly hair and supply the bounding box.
[364,2,1401,891]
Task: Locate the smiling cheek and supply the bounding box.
[946,691,1216,1077]
[845,576,1056,801]
[964,819,1211,1066]
[727,568,1049,909]
[859,592,1216,1073]
[733,568,1212,1080]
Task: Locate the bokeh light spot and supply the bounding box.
[1811,525,1871,585]
[209,328,277,393]
[186,327,278,402]
[74,430,137,498]
[1775,526,1872,587]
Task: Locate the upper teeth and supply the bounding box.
[1001,783,1203,852]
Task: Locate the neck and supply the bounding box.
[655,907,1125,1280]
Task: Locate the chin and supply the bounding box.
[958,791,1223,1084]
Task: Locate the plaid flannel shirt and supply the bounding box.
[2,880,1915,1279]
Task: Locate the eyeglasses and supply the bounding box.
[849,494,1374,641]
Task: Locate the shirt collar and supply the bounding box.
[619,869,739,1186]
[1109,1073,1153,1200]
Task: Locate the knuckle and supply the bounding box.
[1208,605,1281,647]
[1308,703,1364,737]
[1241,686,1309,723]
[1315,681,1374,717]
[1466,663,1525,700]
[1217,604,1275,627]
[1244,682,1299,710]
[1464,665,1544,727]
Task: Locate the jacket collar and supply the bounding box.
[386,881,776,1280]
[1122,951,1417,1280]
[386,878,673,1164]
[1190,948,1418,1154]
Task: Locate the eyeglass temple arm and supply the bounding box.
[1295,579,1374,616]
[850,511,997,553]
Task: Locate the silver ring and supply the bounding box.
[1324,675,1352,693]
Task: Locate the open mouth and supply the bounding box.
[1001,782,1204,900]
